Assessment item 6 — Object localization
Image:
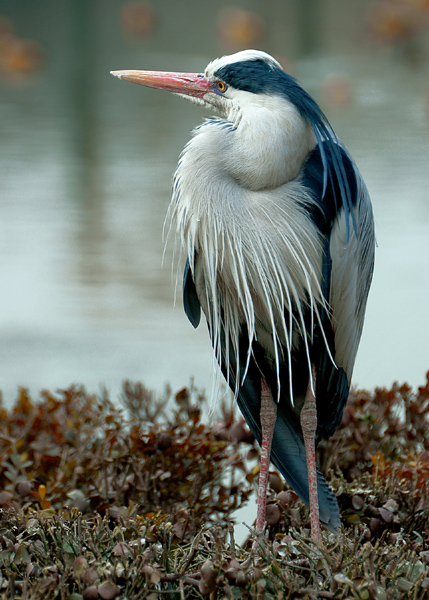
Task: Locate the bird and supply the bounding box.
[111,49,375,541]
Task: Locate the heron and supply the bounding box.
[111,50,375,541]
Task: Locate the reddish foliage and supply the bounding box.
[0,383,253,538]
[0,373,428,544]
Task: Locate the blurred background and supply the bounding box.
[0,0,428,406]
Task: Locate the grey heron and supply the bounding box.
[111,50,375,541]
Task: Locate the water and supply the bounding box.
[0,2,428,407]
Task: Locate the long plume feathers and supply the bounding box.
[165,121,328,405]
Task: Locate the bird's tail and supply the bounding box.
[235,377,341,533]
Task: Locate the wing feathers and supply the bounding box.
[183,258,201,328]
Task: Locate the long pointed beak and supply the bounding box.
[110,69,213,98]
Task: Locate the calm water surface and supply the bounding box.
[0,41,428,406]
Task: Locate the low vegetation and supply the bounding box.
[0,373,428,599]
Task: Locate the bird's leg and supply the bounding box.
[255,378,277,533]
[300,364,322,542]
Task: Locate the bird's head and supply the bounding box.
[111,50,297,119]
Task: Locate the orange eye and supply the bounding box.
[216,81,227,92]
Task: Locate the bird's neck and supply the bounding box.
[223,94,316,190]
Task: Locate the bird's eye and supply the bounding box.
[216,81,227,93]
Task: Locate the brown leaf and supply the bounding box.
[108,507,119,520]
[73,556,89,578]
[83,568,99,586]
[83,586,99,600]
[235,570,248,586]
[370,517,382,533]
[371,452,386,470]
[111,542,131,556]
[382,499,398,512]
[175,388,189,405]
[246,448,259,461]
[201,559,217,586]
[17,481,31,497]
[265,503,281,526]
[199,580,214,596]
[276,491,293,506]
[173,518,188,539]
[269,472,284,493]
[224,567,238,581]
[98,581,120,600]
[352,495,364,511]
[0,491,13,506]
[379,507,393,523]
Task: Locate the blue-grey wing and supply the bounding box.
[183,258,201,328]
[301,144,375,437]
[328,178,375,378]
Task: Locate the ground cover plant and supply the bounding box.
[0,373,428,599]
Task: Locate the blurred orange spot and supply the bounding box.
[217,8,265,49]
[368,1,423,43]
[121,2,154,37]
[38,484,47,500]
[0,15,43,80]
[406,0,429,9]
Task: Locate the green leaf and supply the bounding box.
[373,585,387,600]
[61,540,76,555]
[334,573,353,586]
[14,544,31,565]
[395,578,413,592]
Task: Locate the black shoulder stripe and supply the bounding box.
[301,143,358,235]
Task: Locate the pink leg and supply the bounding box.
[255,378,277,533]
[300,365,322,542]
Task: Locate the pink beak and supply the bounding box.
[110,69,213,98]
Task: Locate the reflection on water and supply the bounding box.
[0,1,428,406]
